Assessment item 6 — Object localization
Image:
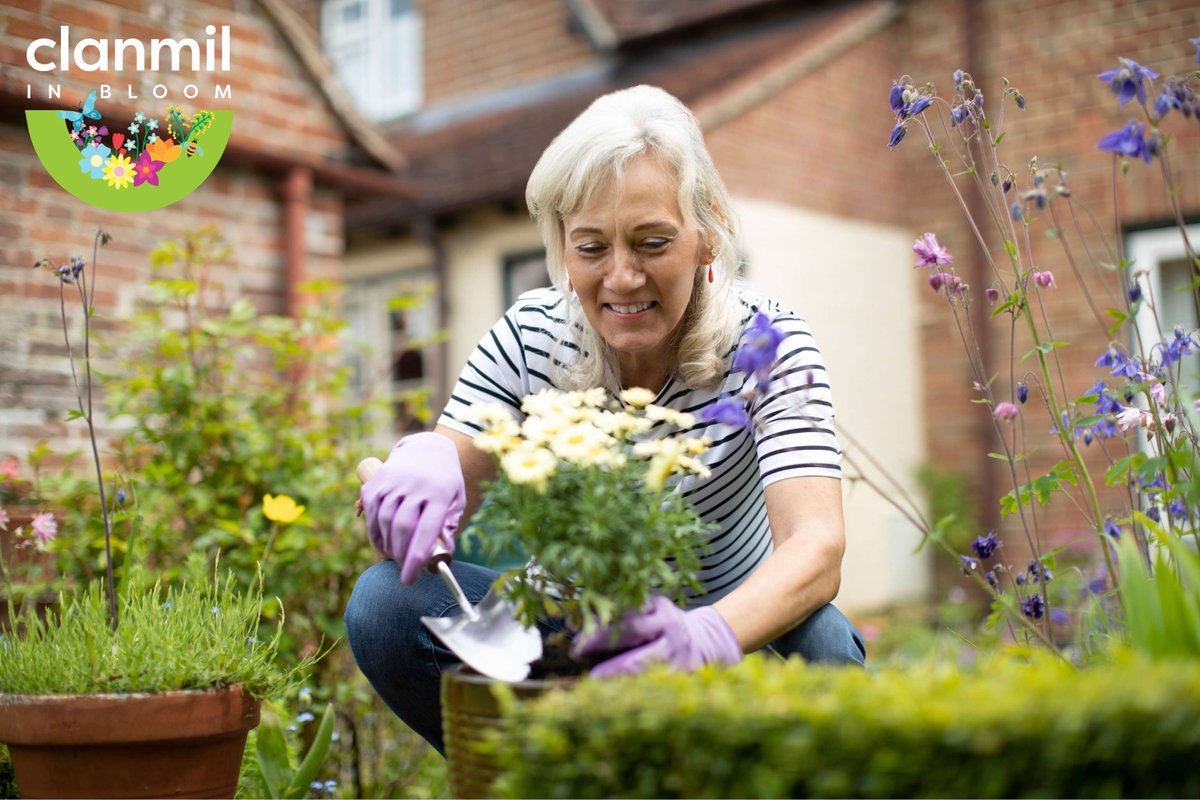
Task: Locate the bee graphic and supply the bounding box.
[185,139,203,158]
[57,89,101,132]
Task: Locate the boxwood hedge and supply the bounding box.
[494,651,1200,798]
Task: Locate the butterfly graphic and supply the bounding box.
[57,90,101,132]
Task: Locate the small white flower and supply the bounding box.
[575,387,608,408]
[1114,406,1150,431]
[501,446,557,490]
[550,423,613,465]
[464,403,519,429]
[619,387,656,408]
[644,404,695,429]
[594,410,653,439]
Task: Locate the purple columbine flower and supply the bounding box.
[1146,504,1161,523]
[1021,594,1045,619]
[1015,92,1026,110]
[888,124,907,148]
[993,401,1019,422]
[1127,281,1143,303]
[1028,561,1053,583]
[985,287,1000,303]
[1009,202,1024,221]
[1097,58,1160,106]
[698,397,751,429]
[1139,472,1167,494]
[952,69,965,90]
[985,569,999,589]
[1050,608,1068,625]
[1169,499,1188,519]
[1161,325,1200,366]
[913,232,952,268]
[904,95,932,118]
[732,312,784,386]
[950,103,970,127]
[1015,573,1027,586]
[1001,177,1013,194]
[116,489,126,505]
[1155,85,1182,118]
[1016,381,1029,404]
[928,271,964,295]
[889,82,905,113]
[971,531,999,560]
[1097,120,1153,163]
[1030,270,1056,289]
[1104,518,1122,539]
[960,554,978,573]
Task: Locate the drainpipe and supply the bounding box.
[964,0,999,535]
[414,216,450,419]
[282,166,313,320]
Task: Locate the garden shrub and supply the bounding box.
[495,651,1200,798]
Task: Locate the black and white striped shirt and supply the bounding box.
[438,285,841,604]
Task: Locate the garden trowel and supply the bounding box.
[357,457,542,682]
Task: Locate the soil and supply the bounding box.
[526,631,615,680]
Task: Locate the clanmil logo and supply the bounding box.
[24,25,234,213]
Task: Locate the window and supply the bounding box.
[504,251,550,307]
[344,272,440,446]
[1129,223,1200,398]
[322,0,423,121]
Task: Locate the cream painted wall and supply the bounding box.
[441,211,546,376]
[736,197,931,614]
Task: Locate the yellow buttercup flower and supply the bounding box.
[262,493,305,524]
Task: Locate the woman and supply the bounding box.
[347,85,864,754]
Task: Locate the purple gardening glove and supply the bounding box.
[361,432,466,585]
[572,596,743,678]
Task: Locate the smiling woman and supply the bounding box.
[347,84,865,757]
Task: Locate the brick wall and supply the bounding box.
[420,0,599,107]
[0,0,350,460]
[898,0,1200,565]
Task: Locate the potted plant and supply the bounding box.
[438,386,718,796]
[0,230,311,799]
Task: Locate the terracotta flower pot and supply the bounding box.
[442,666,573,799]
[0,685,260,799]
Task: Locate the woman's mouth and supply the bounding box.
[605,301,656,314]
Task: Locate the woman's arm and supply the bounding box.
[433,424,496,527]
[712,475,845,652]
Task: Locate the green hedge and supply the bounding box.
[495,651,1200,798]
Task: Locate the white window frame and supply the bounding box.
[322,0,423,121]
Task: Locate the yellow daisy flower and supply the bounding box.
[102,153,134,190]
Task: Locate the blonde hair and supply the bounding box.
[525,85,742,393]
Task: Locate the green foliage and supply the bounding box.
[1117,524,1200,659]
[496,652,1200,798]
[0,566,307,697]
[0,744,15,799]
[999,460,1077,519]
[465,459,709,637]
[913,463,978,552]
[255,701,337,798]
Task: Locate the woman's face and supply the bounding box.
[562,155,708,386]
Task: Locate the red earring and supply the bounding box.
[707,265,714,284]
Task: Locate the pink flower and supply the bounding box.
[1150,380,1166,407]
[0,506,8,531]
[0,456,17,482]
[1030,270,1056,289]
[132,150,165,187]
[993,402,1020,421]
[26,512,57,551]
[1115,406,1149,431]
[914,232,952,268]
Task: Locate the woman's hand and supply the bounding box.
[360,432,466,584]
[572,596,742,677]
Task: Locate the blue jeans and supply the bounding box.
[345,559,866,755]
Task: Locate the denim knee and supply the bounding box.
[768,603,866,666]
[344,560,440,684]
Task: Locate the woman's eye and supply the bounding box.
[577,244,606,255]
[641,239,669,250]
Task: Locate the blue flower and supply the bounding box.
[1050,608,1068,625]
[889,82,905,113]
[134,111,145,123]
[1021,594,1045,619]
[949,103,970,127]
[1155,86,1181,118]
[1028,561,1053,583]
[1015,92,1026,110]
[324,780,337,792]
[1097,120,1153,163]
[904,95,932,118]
[1146,504,1161,523]
[1097,58,1159,106]
[1016,381,1028,404]
[952,69,964,90]
[1104,518,1122,540]
[698,397,750,429]
[128,121,140,134]
[960,554,978,573]
[147,118,158,131]
[116,489,126,505]
[1009,202,1024,221]
[311,782,324,792]
[1169,499,1188,519]
[77,142,111,179]
[1127,281,1143,303]
[296,711,315,724]
[888,124,907,148]
[971,531,999,560]
[732,312,784,385]
[1161,325,1200,366]
[148,133,159,144]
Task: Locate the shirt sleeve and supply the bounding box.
[748,310,842,486]
[437,306,530,437]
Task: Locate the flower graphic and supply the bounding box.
[147,133,159,144]
[77,142,112,179]
[102,153,135,189]
[147,118,158,131]
[263,493,305,524]
[132,150,164,187]
[145,137,182,163]
[134,111,145,123]
[127,121,140,134]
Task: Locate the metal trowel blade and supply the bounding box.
[421,589,543,683]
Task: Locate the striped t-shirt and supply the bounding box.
[438,285,841,605]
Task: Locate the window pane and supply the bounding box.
[390,0,412,17]
[342,1,364,23]
[1160,256,1200,394]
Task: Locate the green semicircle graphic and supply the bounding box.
[27,109,233,213]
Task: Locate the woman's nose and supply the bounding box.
[605,247,645,291]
